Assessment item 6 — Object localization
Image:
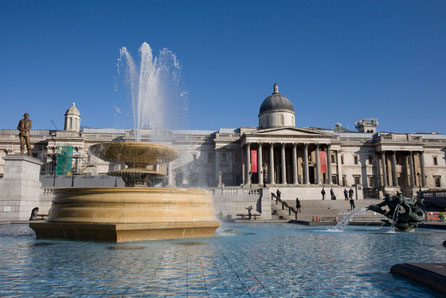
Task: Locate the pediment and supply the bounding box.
[250,127,331,137]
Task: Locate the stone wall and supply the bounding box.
[0,155,43,220]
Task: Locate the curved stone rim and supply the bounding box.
[89,142,179,166]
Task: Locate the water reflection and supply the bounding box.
[0,224,444,296]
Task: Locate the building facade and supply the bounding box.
[1,84,445,200]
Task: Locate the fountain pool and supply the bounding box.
[1,223,445,296]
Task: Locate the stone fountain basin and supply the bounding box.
[30,187,220,242]
[89,142,179,167]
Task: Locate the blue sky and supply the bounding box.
[0,0,445,133]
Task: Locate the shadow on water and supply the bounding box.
[174,242,208,246]
[107,245,147,250]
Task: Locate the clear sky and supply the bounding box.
[1,0,445,133]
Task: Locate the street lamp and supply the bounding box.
[416,172,422,192]
[262,162,268,188]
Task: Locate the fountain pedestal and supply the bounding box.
[30,142,220,242]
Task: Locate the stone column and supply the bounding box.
[303,143,309,184]
[391,151,398,187]
[326,145,332,185]
[375,154,381,187]
[167,162,173,186]
[281,143,287,184]
[420,151,426,187]
[381,151,388,187]
[292,144,298,184]
[408,151,415,187]
[269,143,275,184]
[336,150,342,186]
[215,150,220,186]
[258,143,263,186]
[315,144,321,184]
[241,148,245,185]
[246,143,251,186]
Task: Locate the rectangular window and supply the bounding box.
[368,175,374,188]
[433,157,438,166]
[341,155,344,165]
[331,174,338,185]
[331,154,335,164]
[354,156,359,165]
[354,175,360,185]
[368,155,373,165]
[220,152,227,162]
[206,174,214,186]
[342,175,346,186]
[435,176,441,187]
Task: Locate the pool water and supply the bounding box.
[0,223,445,296]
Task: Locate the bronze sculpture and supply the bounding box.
[368,193,426,231]
[17,113,32,156]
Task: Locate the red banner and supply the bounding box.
[320,151,327,173]
[251,150,257,173]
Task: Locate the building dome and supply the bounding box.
[258,83,295,129]
[64,102,81,132]
[65,103,81,116]
[259,83,295,116]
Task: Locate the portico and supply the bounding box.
[240,128,336,187]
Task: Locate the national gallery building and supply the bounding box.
[1,84,445,200]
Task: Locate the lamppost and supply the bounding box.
[71,166,76,187]
[71,151,79,187]
[416,172,422,192]
[262,162,268,188]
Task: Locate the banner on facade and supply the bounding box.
[320,151,327,173]
[251,150,257,173]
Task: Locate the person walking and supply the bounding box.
[349,198,356,211]
[330,188,335,200]
[295,198,301,213]
[321,188,326,200]
[245,205,253,220]
[349,188,354,200]
[344,189,349,200]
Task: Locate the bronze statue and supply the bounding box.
[17,113,32,156]
[368,193,426,231]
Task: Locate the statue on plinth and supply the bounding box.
[17,113,32,156]
[368,193,426,231]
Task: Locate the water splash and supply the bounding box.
[389,204,401,233]
[333,208,367,231]
[118,42,186,141]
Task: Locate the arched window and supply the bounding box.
[69,118,73,129]
[279,114,284,126]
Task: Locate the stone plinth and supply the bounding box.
[0,155,43,220]
[30,187,220,242]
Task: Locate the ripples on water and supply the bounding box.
[0,223,444,296]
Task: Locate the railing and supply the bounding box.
[271,193,298,220]
[41,187,55,195]
[214,188,262,196]
[419,190,446,199]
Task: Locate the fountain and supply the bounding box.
[29,141,220,242]
[367,193,426,232]
[29,43,219,242]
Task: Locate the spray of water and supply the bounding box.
[332,208,367,231]
[118,42,187,141]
